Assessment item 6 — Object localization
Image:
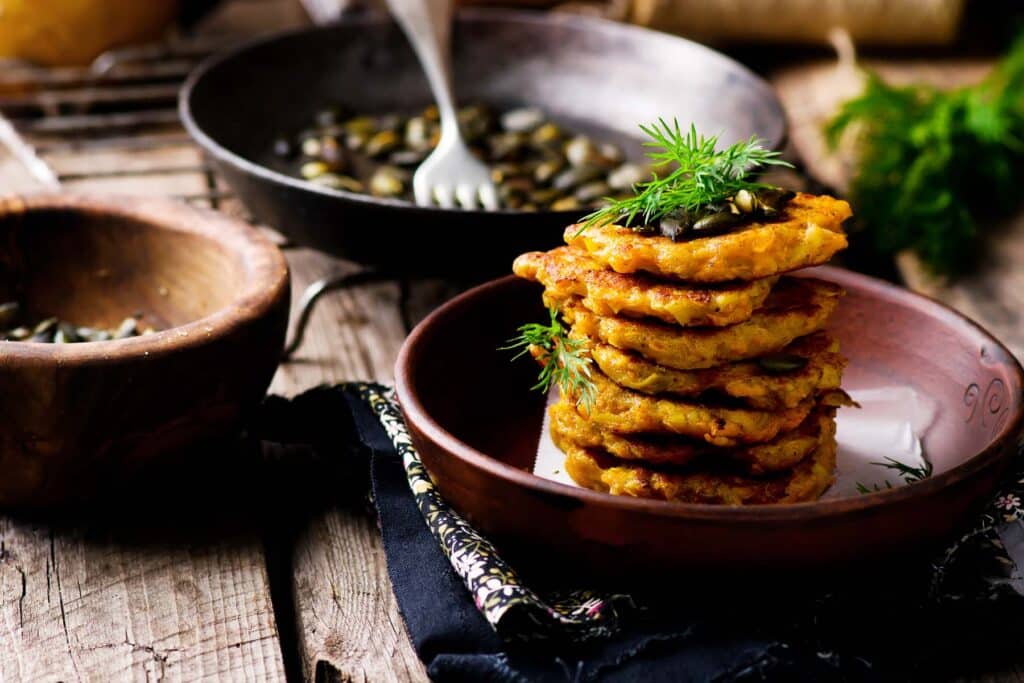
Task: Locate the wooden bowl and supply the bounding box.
[0,195,290,507]
[395,267,1024,574]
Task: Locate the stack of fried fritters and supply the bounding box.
[513,192,853,505]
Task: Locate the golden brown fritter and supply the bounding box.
[550,398,833,474]
[513,246,776,327]
[567,369,816,447]
[556,277,843,371]
[564,193,850,282]
[557,416,838,505]
[588,331,846,410]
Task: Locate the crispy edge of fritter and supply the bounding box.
[558,412,838,505]
[513,246,777,327]
[550,398,831,474]
[588,331,847,409]
[558,278,844,371]
[564,192,851,283]
[566,369,818,447]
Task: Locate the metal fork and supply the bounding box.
[384,0,498,210]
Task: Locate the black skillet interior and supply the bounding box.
[181,9,785,278]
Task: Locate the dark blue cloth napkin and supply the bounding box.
[258,383,1024,682]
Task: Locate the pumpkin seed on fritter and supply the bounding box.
[757,354,810,374]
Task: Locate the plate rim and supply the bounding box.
[395,265,1024,521]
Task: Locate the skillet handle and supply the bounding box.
[383,0,460,141]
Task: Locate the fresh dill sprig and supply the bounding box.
[856,480,895,495]
[825,32,1024,275]
[870,456,934,484]
[855,457,933,495]
[501,307,596,410]
[581,119,792,229]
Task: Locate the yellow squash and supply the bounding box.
[0,0,178,66]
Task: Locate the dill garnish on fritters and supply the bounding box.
[582,119,793,235]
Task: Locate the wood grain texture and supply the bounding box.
[0,518,286,682]
[269,246,430,682]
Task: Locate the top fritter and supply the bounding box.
[565,192,851,282]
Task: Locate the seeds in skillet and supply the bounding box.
[300,161,329,180]
[757,354,809,374]
[312,173,364,192]
[285,103,633,212]
[301,137,322,157]
[501,107,545,133]
[365,130,399,158]
[369,166,408,197]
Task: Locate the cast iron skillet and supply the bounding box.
[180,9,785,277]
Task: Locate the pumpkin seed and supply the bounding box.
[300,161,329,180]
[530,122,562,147]
[756,188,796,215]
[733,188,757,213]
[312,173,364,192]
[757,354,809,374]
[574,181,611,203]
[534,158,565,185]
[657,211,692,241]
[553,165,601,191]
[369,166,408,197]
[551,196,581,211]
[365,130,399,158]
[405,116,432,151]
[390,149,428,167]
[300,137,322,157]
[565,136,598,167]
[608,163,649,191]
[319,137,346,170]
[501,107,545,133]
[692,210,743,235]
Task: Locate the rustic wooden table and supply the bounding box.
[0,1,1020,680]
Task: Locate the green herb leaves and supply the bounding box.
[502,307,596,410]
[582,120,792,230]
[855,456,933,494]
[826,35,1024,276]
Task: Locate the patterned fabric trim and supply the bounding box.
[356,382,1024,642]
[356,383,636,643]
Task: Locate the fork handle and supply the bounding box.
[384,0,460,142]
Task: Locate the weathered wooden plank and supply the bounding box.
[0,111,286,682]
[272,247,429,682]
[0,518,286,682]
